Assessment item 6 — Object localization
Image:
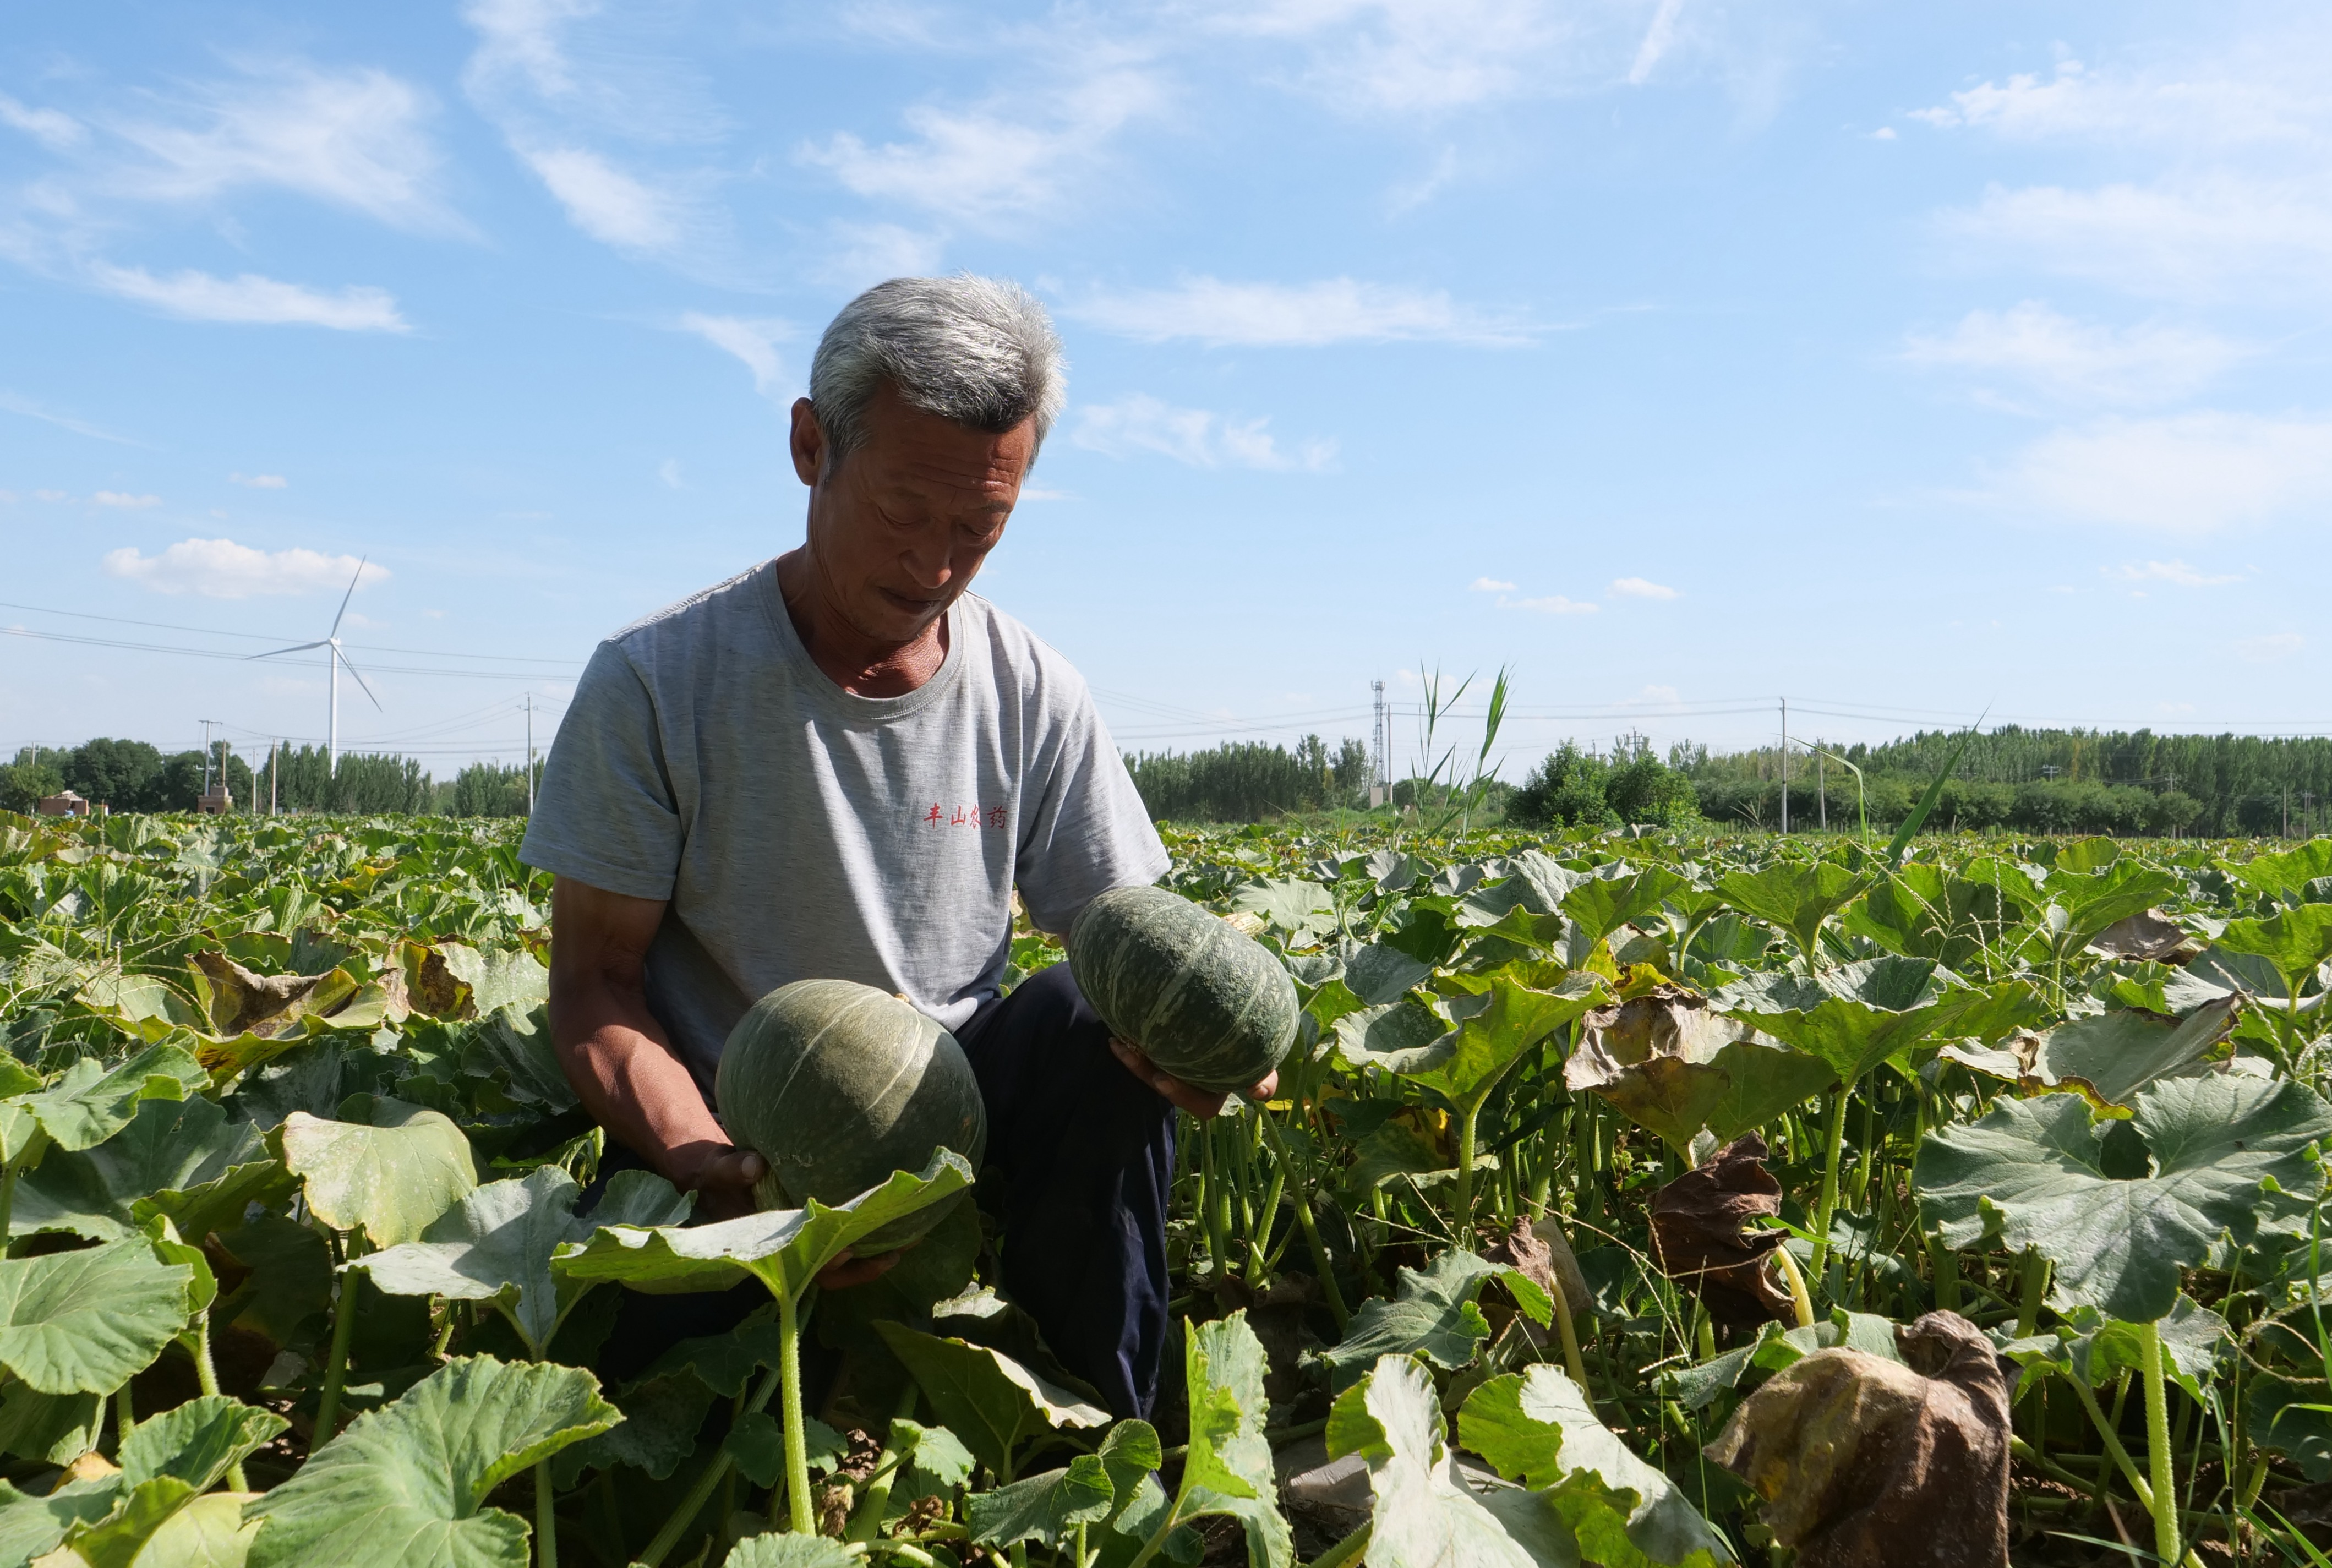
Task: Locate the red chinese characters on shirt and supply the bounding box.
[922,802,1010,829]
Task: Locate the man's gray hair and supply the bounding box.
[809,275,1066,463]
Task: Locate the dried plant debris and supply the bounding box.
[1649,1133,1794,1328]
[1705,1310,2009,1568]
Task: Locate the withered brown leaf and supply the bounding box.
[1648,1132,1794,1327]
[1705,1310,2011,1568]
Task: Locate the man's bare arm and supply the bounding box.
[547,876,763,1215]
[547,877,897,1284]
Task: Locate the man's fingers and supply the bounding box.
[1247,1070,1281,1101]
[817,1249,903,1290]
[1111,1037,1236,1117]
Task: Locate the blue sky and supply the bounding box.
[2,1,2327,781]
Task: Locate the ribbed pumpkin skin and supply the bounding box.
[1068,886,1299,1094]
[714,979,987,1250]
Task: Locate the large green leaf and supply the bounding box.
[0,1476,118,1565]
[2222,839,2332,906]
[276,1101,477,1248]
[1331,997,1455,1076]
[359,1166,690,1357]
[1173,1312,1291,1568]
[1462,1365,1731,1566]
[57,1396,289,1568]
[2025,999,2240,1109]
[1405,973,1606,1109]
[554,1151,973,1304]
[1319,1252,1494,1390]
[10,1044,210,1155]
[100,1489,262,1567]
[872,1323,1110,1478]
[1718,960,2041,1086]
[1714,862,1862,965]
[1326,1353,1574,1568]
[243,1355,620,1568]
[1914,1075,2332,1321]
[1562,867,1689,950]
[722,1534,859,1568]
[2215,903,2332,999]
[0,1238,192,1394]
[13,1094,286,1244]
[966,1420,1159,1549]
[2038,860,2184,951]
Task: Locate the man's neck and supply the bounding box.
[773,548,951,698]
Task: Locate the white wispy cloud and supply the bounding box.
[101,538,389,598]
[812,222,947,288]
[1904,302,2249,406]
[1074,394,1336,471]
[516,144,685,252]
[230,473,288,489]
[1609,576,1678,599]
[1629,0,1688,85]
[1937,176,2332,302]
[92,491,160,508]
[0,391,136,444]
[658,458,684,489]
[101,61,458,233]
[678,313,790,395]
[1069,276,1520,346]
[0,92,84,152]
[1911,57,2326,150]
[1203,0,1623,113]
[799,70,1165,228]
[2111,559,2243,587]
[86,265,407,331]
[1996,412,2332,532]
[1470,576,1516,592]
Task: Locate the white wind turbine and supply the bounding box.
[249,559,381,772]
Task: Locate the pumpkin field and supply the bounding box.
[2,803,2330,1568]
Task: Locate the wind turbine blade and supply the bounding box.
[337,647,384,711]
[329,557,368,639]
[246,641,328,660]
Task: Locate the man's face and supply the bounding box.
[791,381,1036,647]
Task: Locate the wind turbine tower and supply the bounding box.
[250,559,381,773]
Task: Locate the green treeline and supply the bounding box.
[1126,736,1373,823]
[1681,725,2332,838]
[1,740,539,818]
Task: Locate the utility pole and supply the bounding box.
[200,720,215,796]
[1818,749,1827,833]
[269,740,278,817]
[1369,680,1390,809]
[1779,697,1789,834]
[525,694,536,814]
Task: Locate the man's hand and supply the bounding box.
[668,1141,768,1222]
[816,1248,904,1290]
[1109,1039,1278,1118]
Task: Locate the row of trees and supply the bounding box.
[1125,735,1373,823]
[1,741,539,819]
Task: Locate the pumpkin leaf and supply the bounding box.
[554,1151,973,1304]
[2214,903,2332,1002]
[965,1452,1118,1548]
[1565,985,1838,1151]
[1171,1312,1291,1568]
[358,1166,690,1358]
[0,1238,193,1394]
[1913,1074,2332,1321]
[872,1323,1110,1478]
[1563,867,1690,951]
[1325,1353,1575,1568]
[720,1534,859,1568]
[1463,1365,1731,1566]
[1319,1252,1496,1390]
[1714,862,1863,965]
[1406,973,1607,1110]
[12,1045,210,1154]
[243,1355,619,1568]
[0,1477,121,1566]
[275,1101,477,1248]
[2027,998,2240,1110]
[92,1489,261,1567]
[13,1094,286,1244]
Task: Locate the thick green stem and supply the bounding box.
[536,1460,559,1568]
[113,1382,134,1443]
[313,1251,361,1445]
[2140,1320,2181,1568]
[1200,1120,1233,1284]
[1772,1242,1816,1330]
[189,1311,250,1491]
[845,1385,924,1543]
[780,1286,813,1535]
[1808,1089,1852,1282]
[1928,1232,1960,1313]
[1454,1097,1484,1248]
[1546,1267,1595,1397]
[2068,1374,2152,1508]
[640,1359,784,1565]
[1259,1116,1348,1331]
[2015,1248,2051,1338]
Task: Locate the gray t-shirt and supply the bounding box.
[520,560,1168,1096]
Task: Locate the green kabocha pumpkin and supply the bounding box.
[1068,885,1299,1095]
[715,979,987,1250]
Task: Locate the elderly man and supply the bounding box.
[523,276,1271,1419]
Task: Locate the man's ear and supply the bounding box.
[789,398,826,486]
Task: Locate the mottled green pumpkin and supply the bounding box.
[714,979,987,1250]
[1068,885,1299,1094]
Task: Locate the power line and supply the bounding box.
[0,598,586,668]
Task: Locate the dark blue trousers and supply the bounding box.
[592,963,1176,1420]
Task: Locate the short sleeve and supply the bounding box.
[519,641,684,902]
[1014,693,1170,934]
